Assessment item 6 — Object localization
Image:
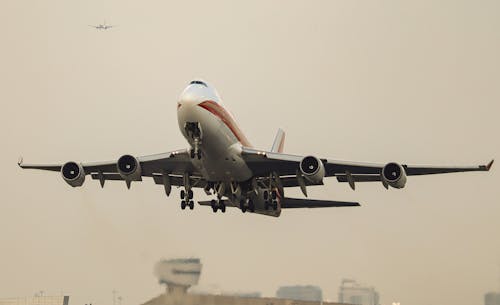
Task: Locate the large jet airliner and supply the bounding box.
[19,80,494,217]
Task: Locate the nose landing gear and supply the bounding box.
[185,122,202,160]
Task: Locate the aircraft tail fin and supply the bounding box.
[271,128,285,153]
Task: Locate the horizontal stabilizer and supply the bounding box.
[281,197,360,208]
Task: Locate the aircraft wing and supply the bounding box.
[242,147,493,187]
[18,149,203,190]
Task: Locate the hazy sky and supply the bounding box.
[1,1,499,305]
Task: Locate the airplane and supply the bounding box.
[18,80,494,217]
[89,21,115,30]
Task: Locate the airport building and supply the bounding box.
[485,292,500,305]
[0,296,69,305]
[338,279,379,305]
[276,285,323,302]
[142,258,351,305]
[155,258,202,294]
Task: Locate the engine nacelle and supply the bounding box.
[117,154,142,181]
[61,161,85,187]
[382,162,407,189]
[299,156,325,184]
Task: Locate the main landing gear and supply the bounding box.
[180,189,194,210]
[210,199,226,213]
[264,189,279,211]
[240,199,255,213]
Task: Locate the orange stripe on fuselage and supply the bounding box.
[198,100,252,147]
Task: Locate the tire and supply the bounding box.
[221,204,226,213]
[263,190,269,200]
[197,151,202,159]
[272,200,278,211]
[212,206,218,213]
[248,199,255,212]
[181,200,186,210]
[189,201,194,210]
[264,201,269,210]
[188,189,193,199]
[180,190,185,199]
[271,190,277,200]
[190,149,195,159]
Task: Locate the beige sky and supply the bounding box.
[1,1,499,305]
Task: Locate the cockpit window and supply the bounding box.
[189,80,207,87]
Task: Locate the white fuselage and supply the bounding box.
[177,81,253,183]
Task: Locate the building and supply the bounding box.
[145,257,350,305]
[154,258,202,294]
[338,279,379,305]
[276,286,323,302]
[0,296,69,305]
[485,292,500,305]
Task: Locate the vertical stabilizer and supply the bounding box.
[271,128,285,153]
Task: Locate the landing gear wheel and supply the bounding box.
[180,190,185,199]
[220,202,226,213]
[211,200,217,213]
[272,200,278,211]
[181,200,187,210]
[264,201,270,210]
[190,149,195,159]
[248,199,255,212]
[188,189,194,199]
[271,190,277,200]
[196,151,202,160]
[240,200,247,213]
[263,190,269,201]
[189,200,194,210]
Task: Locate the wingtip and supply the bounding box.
[486,159,494,171]
[17,156,23,167]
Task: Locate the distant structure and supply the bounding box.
[0,296,69,305]
[485,292,500,305]
[276,285,323,302]
[222,292,262,298]
[154,258,202,294]
[144,257,351,305]
[338,279,379,305]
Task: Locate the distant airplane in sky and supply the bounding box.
[19,80,494,217]
[89,21,115,30]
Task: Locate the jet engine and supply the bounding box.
[61,161,85,187]
[381,162,407,189]
[299,156,325,184]
[117,154,142,181]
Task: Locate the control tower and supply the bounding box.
[154,258,202,294]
